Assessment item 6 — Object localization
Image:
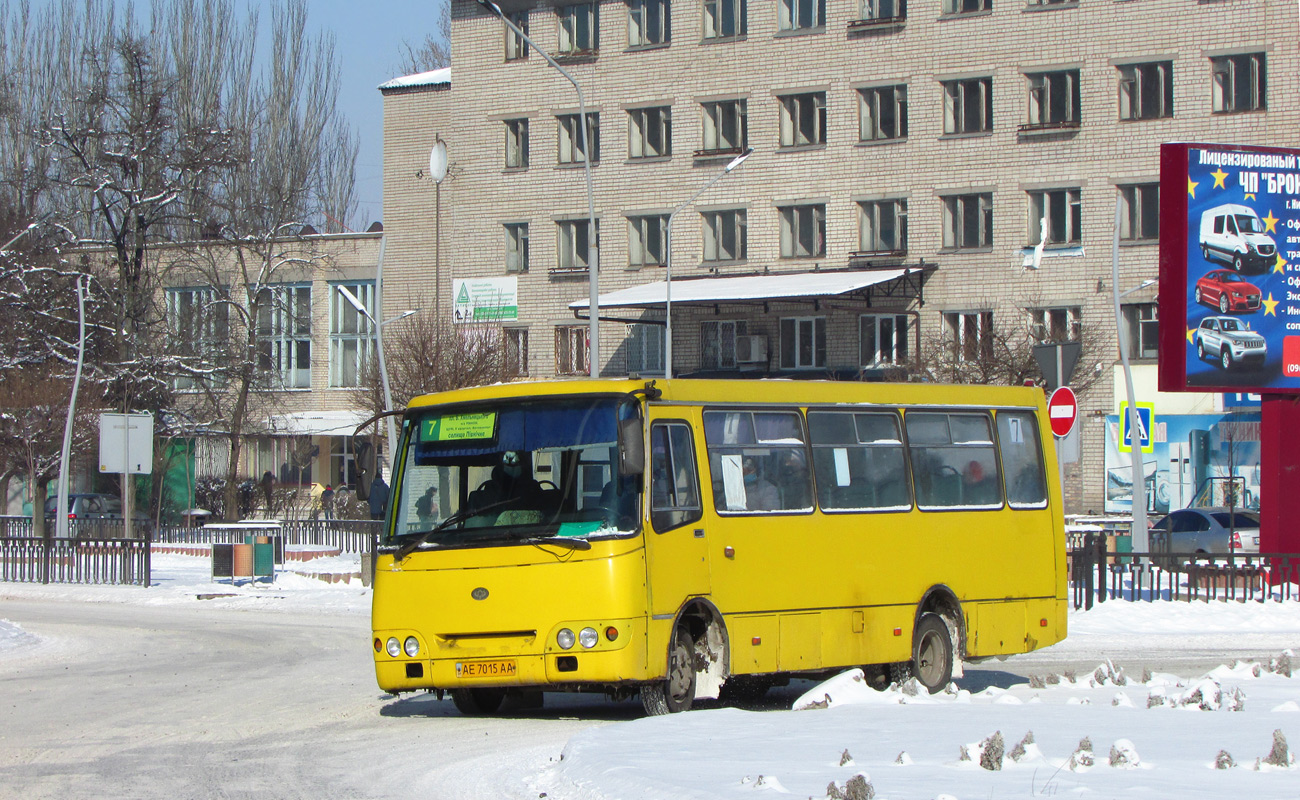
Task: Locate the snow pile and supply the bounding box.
[0,618,39,657]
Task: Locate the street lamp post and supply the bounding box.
[664,149,753,379]
[338,282,416,478]
[1112,198,1157,553]
[429,139,448,325]
[477,0,599,377]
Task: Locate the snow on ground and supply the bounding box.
[3,554,1300,799]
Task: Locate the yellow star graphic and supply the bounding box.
[1276,254,1288,274]
[1263,292,1280,316]
[1188,177,1199,198]
[1187,327,1196,344]
[1263,210,1280,233]
[1211,168,1229,188]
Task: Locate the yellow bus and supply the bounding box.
[371,378,1066,715]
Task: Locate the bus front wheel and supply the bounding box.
[641,627,696,715]
[889,613,954,694]
[451,688,505,715]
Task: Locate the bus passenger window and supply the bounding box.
[997,411,1048,507]
[906,412,1002,510]
[808,410,910,512]
[650,422,702,531]
[702,410,813,514]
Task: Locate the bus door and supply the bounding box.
[644,417,710,617]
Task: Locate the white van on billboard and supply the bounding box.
[1198,203,1277,273]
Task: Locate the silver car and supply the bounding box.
[1149,507,1260,554]
[1195,315,1266,370]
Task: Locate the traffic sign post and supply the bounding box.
[1118,402,1155,454]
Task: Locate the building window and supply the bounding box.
[858,84,907,141]
[1122,303,1158,360]
[857,199,907,255]
[628,0,670,46]
[555,325,589,375]
[166,287,228,390]
[860,313,909,366]
[942,193,993,249]
[256,284,312,389]
[778,92,826,147]
[1026,70,1080,129]
[504,118,529,169]
[703,0,746,39]
[625,323,665,374]
[943,0,990,13]
[701,319,749,370]
[329,281,376,388]
[778,204,825,258]
[505,222,530,273]
[557,219,599,272]
[857,0,905,23]
[1029,306,1080,344]
[1118,183,1159,242]
[778,0,825,31]
[557,113,599,164]
[1027,188,1081,246]
[628,106,671,159]
[702,208,747,262]
[945,311,994,362]
[558,3,599,54]
[505,10,529,60]
[780,316,826,370]
[1119,61,1173,121]
[504,327,529,377]
[1212,53,1266,113]
[700,99,747,154]
[943,77,992,134]
[628,214,668,267]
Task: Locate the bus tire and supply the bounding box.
[451,688,505,715]
[890,613,954,694]
[641,626,696,715]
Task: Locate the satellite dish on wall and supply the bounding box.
[429,140,448,184]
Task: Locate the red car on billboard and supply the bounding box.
[1194,270,1261,314]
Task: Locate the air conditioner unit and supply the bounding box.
[736,335,768,364]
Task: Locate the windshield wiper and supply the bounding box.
[521,536,592,551]
[392,498,517,562]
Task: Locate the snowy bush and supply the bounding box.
[1261,729,1293,768]
[840,749,853,767]
[825,773,873,800]
[1008,731,1037,763]
[1108,738,1141,768]
[1068,737,1095,771]
[1270,650,1293,678]
[1215,750,1236,769]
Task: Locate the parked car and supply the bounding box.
[1149,507,1260,554]
[1194,270,1261,314]
[43,493,124,520]
[1199,203,1277,273]
[1194,315,1267,370]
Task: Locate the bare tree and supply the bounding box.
[394,0,451,74]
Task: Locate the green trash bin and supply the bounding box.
[1114,533,1133,564]
[245,535,276,580]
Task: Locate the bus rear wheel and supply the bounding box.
[451,688,506,715]
[641,627,696,715]
[889,613,954,694]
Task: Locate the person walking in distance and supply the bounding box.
[321,484,335,520]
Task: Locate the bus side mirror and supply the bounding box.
[618,418,644,476]
[355,440,375,501]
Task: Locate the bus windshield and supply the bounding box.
[387,396,641,549]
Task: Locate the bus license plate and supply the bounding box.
[456,659,517,679]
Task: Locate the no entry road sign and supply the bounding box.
[1047,386,1078,438]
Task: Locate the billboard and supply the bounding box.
[1159,142,1300,393]
[452,277,518,324]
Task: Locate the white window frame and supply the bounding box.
[330,281,376,388]
[505,10,529,60]
[858,84,907,141]
[257,284,312,389]
[504,327,529,377]
[1027,187,1082,246]
[779,316,827,370]
[1122,303,1159,360]
[558,3,599,54]
[859,0,905,22]
[628,106,671,159]
[945,311,994,362]
[1027,70,1080,128]
[555,325,589,375]
[628,0,670,46]
[857,198,907,254]
[700,319,749,370]
[702,208,747,262]
[166,286,227,390]
[505,118,529,169]
[701,99,747,153]
[942,192,993,249]
[1029,306,1081,344]
[943,0,989,12]
[943,77,992,134]
[703,0,745,39]
[859,313,909,366]
[778,0,825,31]
[779,203,826,258]
[1119,183,1159,241]
[1119,61,1173,121]
[505,222,530,273]
[628,214,668,267]
[1212,53,1266,113]
[625,323,666,374]
[558,112,599,164]
[779,92,826,147]
[557,218,599,272]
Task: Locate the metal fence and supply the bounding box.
[1069,534,1300,609]
[0,536,150,586]
[153,519,380,554]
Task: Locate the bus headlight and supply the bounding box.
[404,636,421,657]
[385,637,401,657]
[557,628,576,650]
[578,627,599,649]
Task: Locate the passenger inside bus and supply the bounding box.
[467,451,545,523]
[743,457,780,511]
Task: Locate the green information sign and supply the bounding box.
[422,412,497,442]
